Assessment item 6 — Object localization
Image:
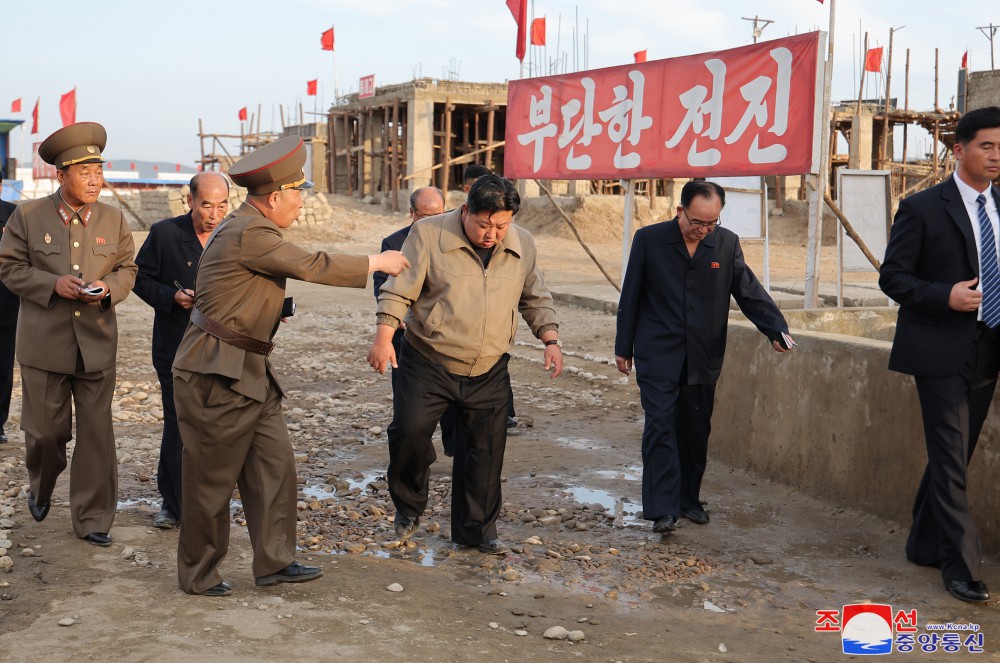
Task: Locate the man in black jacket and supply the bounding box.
[879,106,1000,604]
[133,171,230,528]
[0,172,17,444]
[615,180,791,535]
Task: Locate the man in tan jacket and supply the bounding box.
[172,137,408,596]
[367,174,562,555]
[0,122,137,546]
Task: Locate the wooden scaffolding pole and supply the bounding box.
[442,97,453,193]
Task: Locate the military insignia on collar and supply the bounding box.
[57,206,70,223]
[96,237,106,244]
[82,208,93,226]
[44,233,52,244]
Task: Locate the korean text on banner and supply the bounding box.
[504,32,823,179]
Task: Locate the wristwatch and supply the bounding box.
[544,339,562,348]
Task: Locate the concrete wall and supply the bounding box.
[712,315,1000,550]
[968,70,1000,111]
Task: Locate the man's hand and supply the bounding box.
[615,355,633,376]
[949,277,981,312]
[543,344,563,378]
[173,288,194,310]
[369,250,410,277]
[367,324,398,375]
[78,280,109,303]
[54,274,85,300]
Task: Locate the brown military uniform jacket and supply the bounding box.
[172,203,368,402]
[0,192,137,373]
[377,208,558,377]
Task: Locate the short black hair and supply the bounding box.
[466,174,520,216]
[409,186,444,212]
[463,163,491,184]
[680,180,726,209]
[956,106,1000,146]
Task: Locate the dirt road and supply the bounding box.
[0,197,996,662]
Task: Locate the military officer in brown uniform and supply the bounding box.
[0,122,137,546]
[172,136,408,596]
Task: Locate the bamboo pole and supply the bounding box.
[535,180,620,292]
[391,98,400,212]
[442,98,453,193]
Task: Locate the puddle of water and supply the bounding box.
[555,437,605,451]
[303,470,384,500]
[117,497,159,509]
[564,486,642,527]
[592,468,642,482]
[354,546,438,567]
[302,484,336,500]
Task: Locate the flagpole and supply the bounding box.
[804,0,836,308]
[332,25,339,103]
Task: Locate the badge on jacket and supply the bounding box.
[44,233,52,244]
[711,261,720,269]
[96,237,106,244]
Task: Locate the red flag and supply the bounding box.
[176,164,181,172]
[31,98,39,134]
[816,0,823,3]
[864,47,883,73]
[130,162,135,170]
[307,79,318,96]
[634,50,647,63]
[506,0,527,61]
[238,107,248,122]
[962,51,969,68]
[59,89,76,127]
[321,27,334,51]
[10,98,21,113]
[530,17,545,46]
[107,162,112,169]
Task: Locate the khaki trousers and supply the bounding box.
[20,363,118,537]
[174,371,296,594]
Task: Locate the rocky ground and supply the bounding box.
[0,195,998,662]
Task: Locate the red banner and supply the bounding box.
[530,17,545,46]
[359,74,376,99]
[505,32,823,179]
[321,28,334,51]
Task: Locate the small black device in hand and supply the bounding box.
[281,297,296,317]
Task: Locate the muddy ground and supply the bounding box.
[0,195,998,662]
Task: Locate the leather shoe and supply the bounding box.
[477,538,508,555]
[681,508,710,524]
[945,580,990,603]
[153,509,178,529]
[0,430,7,443]
[255,561,323,586]
[27,494,50,522]
[506,416,518,428]
[200,581,232,597]
[84,532,112,547]
[652,515,678,533]
[394,514,419,539]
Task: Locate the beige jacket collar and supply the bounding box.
[438,207,523,259]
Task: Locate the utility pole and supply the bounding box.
[977,23,998,69]
[880,26,904,169]
[742,15,774,43]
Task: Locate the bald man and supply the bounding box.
[133,171,231,529]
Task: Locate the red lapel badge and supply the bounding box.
[710,261,720,269]
[96,237,106,244]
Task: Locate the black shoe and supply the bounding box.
[652,515,678,533]
[255,561,323,587]
[506,416,518,428]
[200,581,232,597]
[394,514,419,539]
[84,532,112,547]
[27,494,50,522]
[477,538,508,555]
[681,508,710,524]
[154,509,178,529]
[0,431,7,443]
[945,580,990,603]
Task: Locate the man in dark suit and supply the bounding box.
[133,171,230,529]
[879,106,1000,604]
[615,180,791,535]
[0,172,17,444]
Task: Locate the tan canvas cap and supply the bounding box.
[228,136,314,195]
[38,122,107,168]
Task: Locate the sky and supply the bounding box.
[2,0,996,169]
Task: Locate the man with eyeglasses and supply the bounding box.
[615,179,791,535]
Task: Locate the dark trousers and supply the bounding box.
[0,323,14,430]
[636,368,716,521]
[392,328,463,455]
[907,333,1000,582]
[153,355,182,519]
[388,338,510,546]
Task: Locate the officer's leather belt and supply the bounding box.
[190,308,275,357]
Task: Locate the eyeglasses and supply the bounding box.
[682,208,720,229]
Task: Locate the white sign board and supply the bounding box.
[708,176,764,240]
[836,169,890,273]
